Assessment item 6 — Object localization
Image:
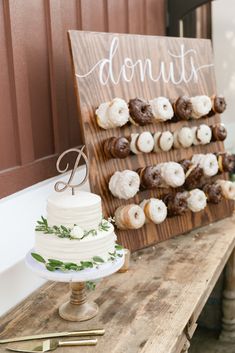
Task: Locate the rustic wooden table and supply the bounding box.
[1,216,235,353]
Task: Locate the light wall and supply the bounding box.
[212,0,235,153]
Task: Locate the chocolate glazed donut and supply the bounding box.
[128,98,153,126]
[173,96,193,121]
[163,192,189,216]
[180,159,204,190]
[208,95,227,116]
[104,137,130,159]
[203,183,222,204]
[137,166,163,189]
[216,152,235,173]
[211,124,227,141]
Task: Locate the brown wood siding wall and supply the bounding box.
[0,0,166,198]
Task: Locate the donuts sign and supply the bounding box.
[75,36,213,86]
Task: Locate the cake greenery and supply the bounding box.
[35,216,111,240]
[31,244,123,272]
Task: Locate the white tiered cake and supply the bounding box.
[34,189,117,267]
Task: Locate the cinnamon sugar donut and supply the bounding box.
[115,204,145,229]
[149,97,174,122]
[140,198,167,224]
[173,96,193,120]
[129,98,153,126]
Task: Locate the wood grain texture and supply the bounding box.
[68,30,234,251]
[1,216,235,353]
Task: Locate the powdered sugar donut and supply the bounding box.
[96,102,111,129]
[136,132,154,153]
[149,97,174,121]
[190,95,212,119]
[108,98,129,127]
[192,153,218,177]
[154,131,174,152]
[216,180,235,200]
[115,204,145,229]
[160,162,185,187]
[140,198,167,224]
[109,170,140,199]
[195,124,212,145]
[187,189,207,212]
[177,126,194,148]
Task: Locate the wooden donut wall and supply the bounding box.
[68,31,234,252]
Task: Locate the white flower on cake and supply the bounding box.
[70,225,84,239]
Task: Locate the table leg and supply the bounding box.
[220,248,235,342]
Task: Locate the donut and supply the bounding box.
[208,95,227,116]
[149,97,174,121]
[192,126,200,146]
[136,132,154,153]
[103,137,130,159]
[130,133,141,154]
[137,166,163,189]
[140,198,167,224]
[173,96,193,120]
[190,95,212,119]
[160,162,185,187]
[164,192,189,216]
[115,204,145,229]
[203,183,222,204]
[180,159,192,173]
[192,153,218,177]
[173,130,181,149]
[129,98,153,126]
[195,124,212,145]
[211,124,227,141]
[153,131,174,152]
[96,102,111,129]
[108,98,129,127]
[176,126,194,148]
[96,98,129,129]
[109,170,140,199]
[187,189,207,212]
[216,180,235,200]
[216,152,235,173]
[180,160,204,190]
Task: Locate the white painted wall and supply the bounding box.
[212,0,235,153]
[0,167,88,316]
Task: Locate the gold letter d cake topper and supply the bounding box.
[54,146,89,195]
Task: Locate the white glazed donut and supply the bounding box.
[130,133,141,154]
[96,102,111,129]
[115,204,145,229]
[149,97,174,121]
[160,162,185,187]
[96,98,129,129]
[173,130,181,149]
[153,131,173,152]
[216,180,235,200]
[109,170,140,199]
[177,126,194,148]
[187,189,207,212]
[192,153,218,177]
[136,131,154,153]
[140,198,167,224]
[192,126,200,146]
[190,95,212,119]
[195,124,212,145]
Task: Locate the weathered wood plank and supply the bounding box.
[1,216,235,353]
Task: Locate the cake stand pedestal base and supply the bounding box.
[59,282,98,322]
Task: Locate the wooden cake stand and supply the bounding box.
[25,250,124,322]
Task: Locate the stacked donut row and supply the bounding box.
[103,123,227,159]
[114,180,235,230]
[96,95,226,129]
[109,153,234,200]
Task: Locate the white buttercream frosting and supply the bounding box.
[47,190,102,230]
[35,224,117,263]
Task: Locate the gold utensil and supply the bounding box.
[7,338,97,352]
[0,329,105,344]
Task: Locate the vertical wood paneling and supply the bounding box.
[0,0,166,197]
